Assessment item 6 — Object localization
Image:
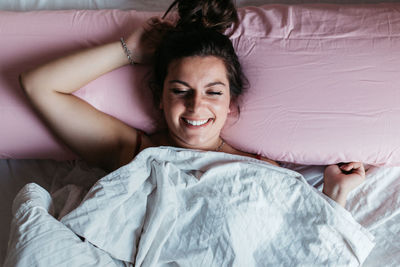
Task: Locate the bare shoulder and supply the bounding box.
[256,155,280,167]
[116,130,172,169]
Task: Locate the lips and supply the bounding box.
[182,117,213,127]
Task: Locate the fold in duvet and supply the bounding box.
[5,147,375,266]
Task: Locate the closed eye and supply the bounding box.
[207,91,223,95]
[171,88,189,95]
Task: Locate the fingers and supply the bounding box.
[339,163,352,171]
[324,164,342,176]
[339,162,366,178]
[144,17,175,41]
[340,162,363,171]
[147,16,175,28]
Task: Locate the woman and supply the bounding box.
[19,0,365,208]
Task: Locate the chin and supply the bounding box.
[168,120,222,148]
[180,136,208,148]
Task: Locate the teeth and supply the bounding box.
[184,118,209,126]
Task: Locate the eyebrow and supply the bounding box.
[168,80,227,87]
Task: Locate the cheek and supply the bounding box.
[215,98,231,112]
[210,99,231,123]
[162,97,184,119]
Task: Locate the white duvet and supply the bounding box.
[5,147,375,266]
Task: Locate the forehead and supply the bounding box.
[166,56,228,83]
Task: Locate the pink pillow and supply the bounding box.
[0,10,159,160]
[1,5,400,166]
[225,3,400,166]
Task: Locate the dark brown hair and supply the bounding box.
[150,0,248,107]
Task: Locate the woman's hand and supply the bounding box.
[125,17,175,64]
[323,162,366,207]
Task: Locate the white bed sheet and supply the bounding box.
[1,156,400,266]
[0,159,107,264]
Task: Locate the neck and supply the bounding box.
[165,131,224,152]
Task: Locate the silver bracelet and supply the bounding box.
[120,37,135,65]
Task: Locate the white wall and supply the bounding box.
[1,0,400,11]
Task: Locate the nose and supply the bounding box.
[185,91,203,112]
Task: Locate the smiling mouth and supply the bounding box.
[182,118,213,127]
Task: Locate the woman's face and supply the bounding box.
[161,56,231,150]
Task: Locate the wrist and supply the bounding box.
[322,185,348,207]
[120,37,135,65]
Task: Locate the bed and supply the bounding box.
[1,0,400,266]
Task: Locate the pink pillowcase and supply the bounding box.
[0,10,159,160]
[226,3,400,166]
[1,4,400,166]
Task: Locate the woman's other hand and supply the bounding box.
[323,162,366,207]
[125,17,175,64]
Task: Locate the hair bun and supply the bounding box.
[163,0,238,33]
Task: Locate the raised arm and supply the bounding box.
[19,18,170,172]
[21,41,129,95]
